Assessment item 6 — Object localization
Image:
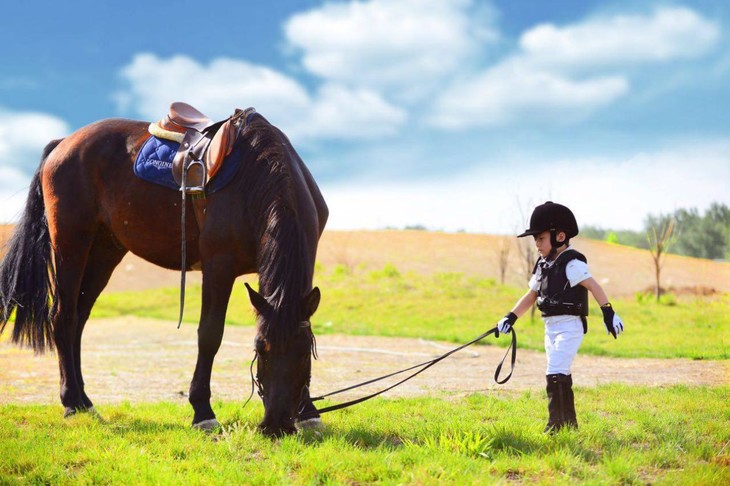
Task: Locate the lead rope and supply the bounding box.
[298,327,516,420]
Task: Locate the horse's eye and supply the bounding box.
[255,337,269,354]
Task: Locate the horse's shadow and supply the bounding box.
[72,409,593,458]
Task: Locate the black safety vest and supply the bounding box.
[533,249,589,331]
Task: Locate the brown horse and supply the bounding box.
[0,111,328,437]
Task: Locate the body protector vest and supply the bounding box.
[534,249,589,333]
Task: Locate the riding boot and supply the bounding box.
[563,374,578,429]
[545,374,578,433]
[544,374,564,433]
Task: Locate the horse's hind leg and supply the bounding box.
[73,229,127,409]
[50,228,95,416]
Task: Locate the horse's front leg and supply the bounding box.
[189,256,236,430]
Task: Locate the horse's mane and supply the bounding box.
[238,114,312,344]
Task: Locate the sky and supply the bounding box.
[1,0,728,234]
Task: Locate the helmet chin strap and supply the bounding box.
[547,229,563,261]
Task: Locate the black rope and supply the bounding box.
[299,327,516,420]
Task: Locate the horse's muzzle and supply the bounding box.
[258,419,297,437]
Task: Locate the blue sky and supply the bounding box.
[1,0,728,233]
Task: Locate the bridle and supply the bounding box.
[244,320,316,409]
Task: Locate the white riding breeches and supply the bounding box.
[544,316,584,375]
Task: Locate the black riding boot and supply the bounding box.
[563,374,578,429]
[544,373,577,433]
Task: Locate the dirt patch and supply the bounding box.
[1,317,727,406]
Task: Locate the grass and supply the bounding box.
[1,385,728,484]
[4,262,728,484]
[92,263,730,360]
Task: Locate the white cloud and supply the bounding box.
[0,109,70,222]
[296,84,407,139]
[0,166,31,222]
[553,141,730,231]
[117,54,310,122]
[431,59,628,128]
[430,6,720,129]
[116,53,405,142]
[521,7,720,69]
[0,111,69,171]
[322,140,730,234]
[284,0,497,99]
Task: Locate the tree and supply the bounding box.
[515,237,537,320]
[496,236,511,285]
[646,216,676,302]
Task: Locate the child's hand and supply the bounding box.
[496,312,518,337]
[600,303,624,339]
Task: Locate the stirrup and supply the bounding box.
[182,159,207,195]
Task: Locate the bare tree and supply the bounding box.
[514,235,538,321]
[496,236,511,285]
[514,196,539,320]
[647,217,676,302]
[515,237,536,283]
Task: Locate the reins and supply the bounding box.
[299,327,516,419]
[240,327,517,419]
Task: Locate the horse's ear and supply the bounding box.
[303,287,321,317]
[245,282,270,314]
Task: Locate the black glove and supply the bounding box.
[496,312,517,337]
[601,303,624,339]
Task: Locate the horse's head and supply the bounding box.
[245,282,320,437]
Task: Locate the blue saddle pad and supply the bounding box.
[133,136,240,194]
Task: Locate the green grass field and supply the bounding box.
[1,386,728,484]
[4,263,728,484]
[92,264,730,359]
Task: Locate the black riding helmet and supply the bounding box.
[518,201,579,256]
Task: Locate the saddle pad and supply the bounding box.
[133,136,240,194]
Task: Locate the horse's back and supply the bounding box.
[43,119,148,192]
[41,118,199,268]
[41,119,142,223]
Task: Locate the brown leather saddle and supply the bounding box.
[149,102,254,195]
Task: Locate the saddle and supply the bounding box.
[148,102,253,194]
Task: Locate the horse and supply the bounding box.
[0,110,328,437]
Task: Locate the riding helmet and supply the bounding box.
[518,201,579,239]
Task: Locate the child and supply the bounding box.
[496,201,624,432]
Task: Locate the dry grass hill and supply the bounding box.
[1,225,728,297]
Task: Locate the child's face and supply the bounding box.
[533,230,567,257]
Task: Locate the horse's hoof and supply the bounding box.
[192,418,220,432]
[295,417,324,432]
[64,406,104,421]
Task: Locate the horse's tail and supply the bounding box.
[0,139,63,353]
